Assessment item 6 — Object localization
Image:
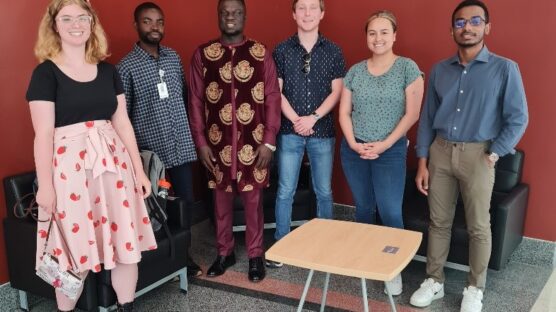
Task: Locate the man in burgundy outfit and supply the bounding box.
[188,0,281,282]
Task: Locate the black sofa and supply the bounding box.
[403,150,529,270]
[3,172,191,311]
[228,161,317,231]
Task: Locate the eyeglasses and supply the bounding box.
[453,16,485,29]
[56,15,92,25]
[301,53,311,74]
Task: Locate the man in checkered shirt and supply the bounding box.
[117,2,201,277]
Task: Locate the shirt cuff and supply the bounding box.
[262,132,276,146]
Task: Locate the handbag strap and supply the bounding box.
[43,213,81,273]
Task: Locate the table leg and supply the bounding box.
[384,281,398,312]
[297,269,315,312]
[320,272,331,312]
[361,278,369,312]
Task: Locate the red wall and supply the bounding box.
[1,0,554,283]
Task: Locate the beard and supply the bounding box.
[139,30,164,45]
[454,31,484,48]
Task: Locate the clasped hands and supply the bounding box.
[350,140,390,159]
[292,115,316,136]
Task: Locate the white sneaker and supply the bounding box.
[409,278,445,307]
[460,286,483,312]
[384,273,403,296]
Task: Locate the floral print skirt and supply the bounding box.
[35,120,157,274]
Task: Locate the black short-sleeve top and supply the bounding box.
[26,60,124,127]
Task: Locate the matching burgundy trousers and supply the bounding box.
[213,187,264,259]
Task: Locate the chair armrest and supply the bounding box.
[490,183,529,269]
[166,197,190,230]
[3,172,36,218]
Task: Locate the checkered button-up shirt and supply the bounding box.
[117,44,197,168]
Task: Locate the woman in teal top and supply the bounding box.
[338,10,424,296]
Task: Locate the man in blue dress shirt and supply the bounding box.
[410,1,528,311]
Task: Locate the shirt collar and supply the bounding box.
[132,43,169,59]
[292,33,325,50]
[449,45,490,65]
[219,36,248,48]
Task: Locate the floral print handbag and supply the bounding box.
[35,213,84,300]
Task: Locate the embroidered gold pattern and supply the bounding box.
[219,62,232,83]
[206,82,223,104]
[233,60,254,82]
[238,144,255,165]
[203,43,224,61]
[208,124,222,145]
[236,103,255,125]
[249,42,266,61]
[213,165,224,184]
[251,82,264,104]
[219,145,232,167]
[242,184,254,192]
[219,104,233,125]
[252,124,264,144]
[253,168,267,183]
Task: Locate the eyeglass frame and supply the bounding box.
[56,15,93,26]
[301,52,311,74]
[453,16,485,29]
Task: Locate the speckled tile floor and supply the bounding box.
[1,207,554,312]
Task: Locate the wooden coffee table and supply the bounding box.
[265,218,422,312]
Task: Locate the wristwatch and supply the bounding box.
[264,143,276,152]
[311,111,321,120]
[486,151,499,162]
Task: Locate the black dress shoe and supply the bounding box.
[187,257,203,277]
[248,257,266,282]
[207,252,236,277]
[117,301,134,312]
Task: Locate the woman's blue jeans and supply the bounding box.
[340,137,407,228]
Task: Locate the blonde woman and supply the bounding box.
[338,10,424,296]
[26,0,156,311]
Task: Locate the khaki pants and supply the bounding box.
[426,137,495,289]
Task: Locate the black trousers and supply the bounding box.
[166,162,194,203]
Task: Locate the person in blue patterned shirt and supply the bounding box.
[117,2,201,278]
[267,0,346,270]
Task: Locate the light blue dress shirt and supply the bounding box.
[416,46,528,157]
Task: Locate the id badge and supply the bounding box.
[157,82,169,99]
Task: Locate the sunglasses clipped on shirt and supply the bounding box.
[453,16,485,29]
[301,52,311,74]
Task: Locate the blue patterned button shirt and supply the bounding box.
[117,44,197,168]
[273,34,346,138]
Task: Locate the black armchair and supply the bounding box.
[402,150,529,270]
[3,171,191,311]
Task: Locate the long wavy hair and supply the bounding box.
[34,0,110,63]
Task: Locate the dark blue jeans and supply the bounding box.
[166,162,194,203]
[340,137,407,228]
